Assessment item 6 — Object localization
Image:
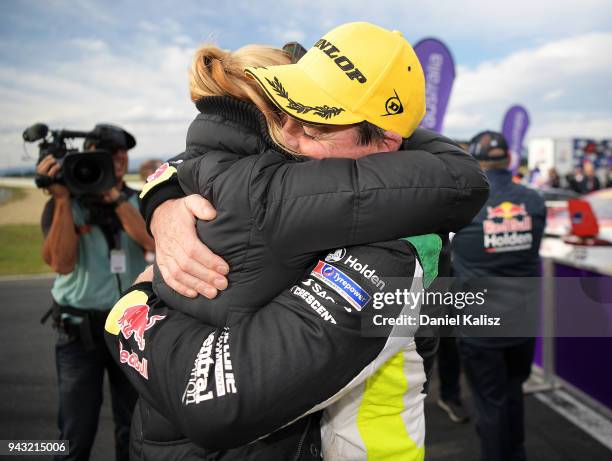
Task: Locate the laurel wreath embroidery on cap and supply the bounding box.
[265,77,345,119]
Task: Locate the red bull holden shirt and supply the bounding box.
[452,168,546,278]
[451,168,546,347]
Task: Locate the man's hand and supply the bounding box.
[36,155,69,199]
[151,195,229,299]
[134,265,154,284]
[101,186,121,204]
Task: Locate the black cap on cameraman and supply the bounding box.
[84,124,136,152]
[468,130,509,161]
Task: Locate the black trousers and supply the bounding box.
[437,337,462,402]
[55,325,138,461]
[459,339,535,461]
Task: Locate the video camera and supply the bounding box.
[23,123,134,195]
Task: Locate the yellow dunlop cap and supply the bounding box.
[246,22,425,138]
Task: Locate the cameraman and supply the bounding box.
[38,125,153,461]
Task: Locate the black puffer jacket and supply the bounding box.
[117,97,488,460]
[141,96,489,326]
[121,96,489,460]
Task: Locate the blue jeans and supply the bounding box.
[55,326,137,461]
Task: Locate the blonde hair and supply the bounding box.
[190,44,291,149]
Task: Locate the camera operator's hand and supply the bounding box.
[37,155,69,199]
[102,185,156,253]
[151,195,229,299]
[101,186,121,204]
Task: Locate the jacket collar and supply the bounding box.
[193,96,279,151]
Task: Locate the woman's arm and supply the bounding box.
[141,130,487,296]
[256,131,488,257]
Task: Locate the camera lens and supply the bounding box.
[63,151,115,195]
[73,157,103,185]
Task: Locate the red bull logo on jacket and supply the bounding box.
[117,304,166,351]
[483,201,533,253]
[119,342,148,379]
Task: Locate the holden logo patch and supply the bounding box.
[325,248,346,263]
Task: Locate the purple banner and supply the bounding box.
[501,105,530,171]
[414,38,456,133]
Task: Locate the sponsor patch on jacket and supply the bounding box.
[119,342,148,379]
[139,162,178,199]
[483,201,533,253]
[182,328,237,406]
[214,329,237,398]
[117,304,165,351]
[291,284,337,324]
[311,261,371,311]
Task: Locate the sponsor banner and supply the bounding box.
[414,38,456,133]
[501,104,530,171]
[311,261,371,311]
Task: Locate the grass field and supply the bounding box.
[0,224,49,275]
[0,187,27,203]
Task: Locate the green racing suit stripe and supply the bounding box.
[401,234,442,289]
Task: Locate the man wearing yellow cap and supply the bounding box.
[145,22,435,297]
[246,22,425,139]
[108,23,488,461]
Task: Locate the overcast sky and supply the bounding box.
[1,0,611,169]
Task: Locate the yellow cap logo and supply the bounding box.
[247,22,425,138]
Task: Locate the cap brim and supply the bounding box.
[122,130,136,150]
[246,64,363,126]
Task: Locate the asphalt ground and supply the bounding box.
[1,277,611,460]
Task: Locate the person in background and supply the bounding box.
[527,165,541,186]
[605,163,612,188]
[582,162,601,193]
[436,336,470,423]
[139,159,163,182]
[452,131,546,461]
[546,167,561,188]
[37,124,154,461]
[434,139,472,426]
[568,163,601,194]
[512,170,525,184]
[138,159,163,263]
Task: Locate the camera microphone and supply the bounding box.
[23,123,49,142]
